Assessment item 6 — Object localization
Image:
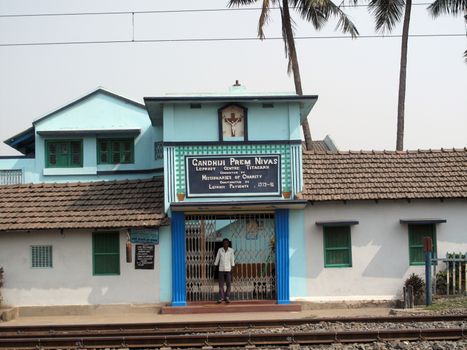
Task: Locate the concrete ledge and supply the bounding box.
[0,307,19,322]
[161,302,302,314]
[17,304,163,317]
[297,300,397,310]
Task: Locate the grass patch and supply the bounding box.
[425,296,467,311]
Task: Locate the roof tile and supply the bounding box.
[0,177,167,231]
[302,148,467,201]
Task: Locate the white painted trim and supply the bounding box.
[43,167,97,176]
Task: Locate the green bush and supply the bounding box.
[435,270,447,295]
[404,273,425,304]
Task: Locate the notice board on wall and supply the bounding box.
[130,228,159,245]
[185,154,281,197]
[135,244,155,270]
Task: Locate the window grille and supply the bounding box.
[45,140,83,168]
[154,141,163,160]
[97,139,134,164]
[31,245,53,268]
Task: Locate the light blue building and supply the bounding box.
[1,84,465,309]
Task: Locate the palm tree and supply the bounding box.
[367,0,414,151]
[428,0,467,61]
[228,0,359,150]
[369,0,466,151]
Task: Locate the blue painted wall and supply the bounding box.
[159,226,172,302]
[2,91,164,183]
[163,102,302,142]
[0,157,36,183]
[289,209,307,298]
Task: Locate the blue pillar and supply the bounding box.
[275,209,290,304]
[171,211,186,306]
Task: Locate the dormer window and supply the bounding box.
[218,104,248,141]
[97,138,134,164]
[45,140,82,168]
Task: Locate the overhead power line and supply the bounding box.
[0,33,464,48]
[0,3,434,18]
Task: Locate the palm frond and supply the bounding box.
[290,0,358,37]
[258,0,272,39]
[368,0,405,33]
[290,0,329,30]
[428,0,467,17]
[228,0,259,7]
[322,1,360,37]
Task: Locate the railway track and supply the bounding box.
[0,314,465,349]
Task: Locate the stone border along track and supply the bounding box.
[0,315,465,349]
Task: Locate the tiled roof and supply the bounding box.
[303,148,467,201]
[311,141,330,152]
[0,177,167,231]
[302,141,332,152]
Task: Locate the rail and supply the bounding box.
[0,315,465,348]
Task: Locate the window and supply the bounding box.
[45,140,82,168]
[92,232,120,275]
[97,139,134,164]
[31,245,53,268]
[323,226,352,267]
[408,224,437,265]
[154,141,163,160]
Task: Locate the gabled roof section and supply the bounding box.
[0,177,168,231]
[4,88,146,155]
[303,148,467,201]
[3,127,35,156]
[144,94,318,124]
[32,87,146,126]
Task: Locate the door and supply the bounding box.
[185,213,276,302]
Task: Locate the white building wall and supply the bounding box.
[298,199,467,302]
[0,230,161,307]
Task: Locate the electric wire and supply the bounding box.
[0,3,436,19]
[0,33,464,48]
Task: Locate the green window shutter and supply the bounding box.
[97,139,134,165]
[31,245,53,268]
[112,141,121,164]
[121,140,133,163]
[408,224,436,265]
[45,140,82,168]
[323,226,352,267]
[93,232,120,275]
[47,142,57,166]
[97,140,110,164]
[70,141,82,166]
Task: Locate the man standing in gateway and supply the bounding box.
[214,238,235,303]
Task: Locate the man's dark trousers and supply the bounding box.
[218,271,232,300]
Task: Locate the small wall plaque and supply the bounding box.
[130,228,159,245]
[135,244,155,270]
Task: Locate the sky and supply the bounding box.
[0,0,466,155]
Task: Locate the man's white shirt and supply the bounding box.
[214,247,235,272]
